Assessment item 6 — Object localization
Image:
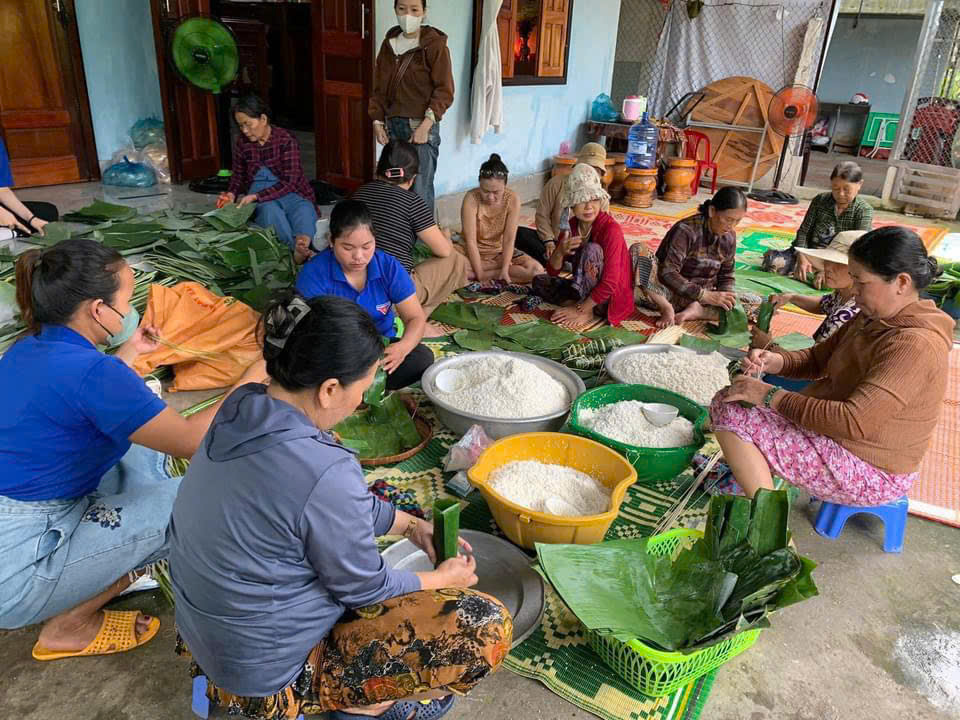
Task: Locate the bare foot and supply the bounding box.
[656,307,676,329]
[423,322,447,338]
[37,611,153,653]
[338,701,395,717]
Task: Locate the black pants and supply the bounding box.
[385,341,434,391]
[514,226,549,266]
[1,200,58,233]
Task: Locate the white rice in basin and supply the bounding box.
[613,351,729,406]
[579,400,695,448]
[488,460,610,516]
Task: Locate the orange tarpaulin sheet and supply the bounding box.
[134,282,260,391]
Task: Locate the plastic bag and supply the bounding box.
[103,156,157,188]
[443,424,494,472]
[591,93,619,122]
[133,282,262,391]
[130,117,165,150]
[140,142,170,184]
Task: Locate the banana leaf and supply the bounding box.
[678,334,722,353]
[734,268,824,297]
[429,302,505,330]
[202,203,257,230]
[62,200,138,224]
[411,241,434,265]
[537,489,818,653]
[756,300,775,333]
[33,222,72,244]
[334,393,421,458]
[772,332,815,351]
[363,368,388,407]
[452,329,526,353]
[583,326,648,346]
[706,303,751,349]
[494,320,582,351]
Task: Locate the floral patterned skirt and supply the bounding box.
[709,396,916,506]
[177,588,513,719]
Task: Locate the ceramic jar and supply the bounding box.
[608,153,627,201]
[623,168,658,208]
[663,158,697,203]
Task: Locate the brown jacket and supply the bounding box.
[775,299,954,474]
[535,174,610,245]
[370,26,455,123]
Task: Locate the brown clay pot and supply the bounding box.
[663,158,697,203]
[623,168,658,208]
[608,153,627,200]
[601,157,616,190]
[552,154,577,179]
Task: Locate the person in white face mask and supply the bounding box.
[371,0,455,214]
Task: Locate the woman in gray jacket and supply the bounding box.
[169,292,511,720]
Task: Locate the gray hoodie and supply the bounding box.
[168,384,419,696]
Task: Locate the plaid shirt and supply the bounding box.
[655,213,737,300]
[793,193,873,249]
[227,126,314,204]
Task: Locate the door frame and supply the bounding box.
[311,0,376,191]
[56,0,100,182]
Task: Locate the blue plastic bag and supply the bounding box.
[102,156,157,188]
[591,93,619,122]
[130,118,165,150]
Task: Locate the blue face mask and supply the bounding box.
[99,303,140,348]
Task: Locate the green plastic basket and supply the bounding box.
[585,529,761,696]
[568,384,708,484]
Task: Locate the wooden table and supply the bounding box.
[819,102,872,156]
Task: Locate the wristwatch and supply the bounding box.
[763,387,780,409]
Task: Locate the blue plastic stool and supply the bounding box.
[192,676,304,720]
[813,496,908,553]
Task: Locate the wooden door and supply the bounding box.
[498,0,516,79]
[312,0,374,192]
[537,0,569,78]
[151,0,221,182]
[0,0,98,187]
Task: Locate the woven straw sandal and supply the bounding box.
[31,610,160,661]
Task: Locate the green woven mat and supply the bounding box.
[369,365,718,720]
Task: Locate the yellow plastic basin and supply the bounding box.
[467,432,637,549]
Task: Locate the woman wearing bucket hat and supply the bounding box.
[751,230,866,349]
[530,163,633,328]
[529,143,611,265]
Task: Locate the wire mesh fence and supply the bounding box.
[611,0,827,119]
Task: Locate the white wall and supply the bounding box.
[375,0,623,197]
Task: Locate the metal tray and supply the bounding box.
[604,343,695,384]
[381,529,545,647]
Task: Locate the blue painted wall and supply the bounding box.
[819,14,923,115]
[75,0,164,166]
[375,0,622,196]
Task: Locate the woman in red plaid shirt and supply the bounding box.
[218,95,318,264]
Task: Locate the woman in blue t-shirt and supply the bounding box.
[0,238,264,660]
[295,199,434,389]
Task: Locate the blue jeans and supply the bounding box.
[249,167,319,249]
[387,117,440,213]
[0,445,179,628]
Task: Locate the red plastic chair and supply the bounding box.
[684,129,718,194]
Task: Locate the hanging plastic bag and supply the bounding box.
[133,282,262,391]
[591,93,619,122]
[103,156,157,188]
[130,117,165,150]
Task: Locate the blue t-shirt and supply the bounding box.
[295,248,416,337]
[0,138,13,188]
[0,325,166,501]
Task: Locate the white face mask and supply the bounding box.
[397,13,423,34]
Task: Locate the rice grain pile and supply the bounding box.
[439,355,569,419]
[613,351,729,405]
[579,400,695,448]
[489,460,609,516]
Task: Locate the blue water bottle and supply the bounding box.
[625,112,659,170]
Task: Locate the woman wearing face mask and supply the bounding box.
[0,238,265,660]
[371,0,455,212]
[458,154,544,284]
[716,227,952,506]
[169,293,510,720]
[217,94,318,264]
[295,199,434,390]
[762,161,873,286]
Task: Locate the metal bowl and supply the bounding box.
[604,343,696,384]
[422,351,586,439]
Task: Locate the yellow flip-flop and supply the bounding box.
[31,610,160,661]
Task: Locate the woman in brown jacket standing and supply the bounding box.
[371,0,455,214]
[714,227,953,506]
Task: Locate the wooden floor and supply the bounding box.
[802,149,890,196]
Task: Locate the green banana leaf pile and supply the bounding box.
[493,320,582,351]
[451,329,527,353]
[334,393,422,459]
[733,268,826,298]
[706,303,752,349]
[536,490,818,653]
[928,261,960,302]
[429,302,505,330]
